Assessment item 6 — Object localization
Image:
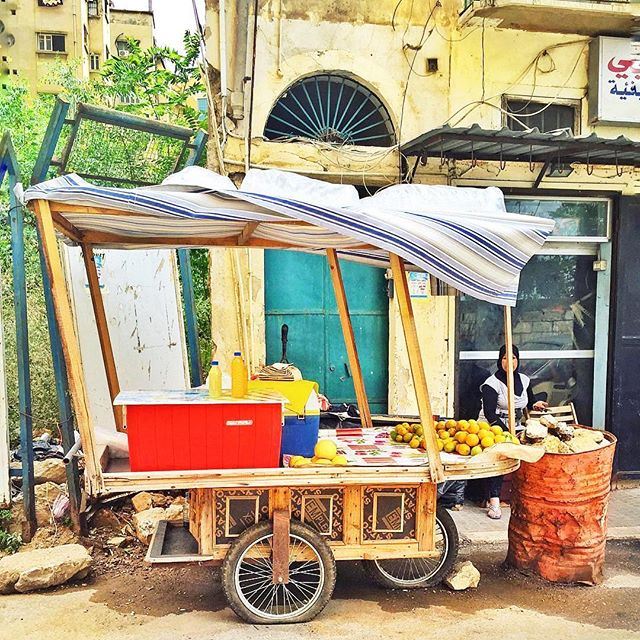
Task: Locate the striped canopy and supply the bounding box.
[24,168,555,306]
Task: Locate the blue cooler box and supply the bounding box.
[281,390,320,458]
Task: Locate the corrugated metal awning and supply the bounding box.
[401,124,640,168]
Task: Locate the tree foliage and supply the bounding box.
[99,32,205,129]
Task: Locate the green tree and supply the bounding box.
[98,32,205,129]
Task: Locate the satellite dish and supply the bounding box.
[3,34,15,47]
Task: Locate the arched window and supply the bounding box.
[264,73,396,147]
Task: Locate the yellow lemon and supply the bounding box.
[456,443,471,456]
[331,455,348,466]
[495,434,506,444]
[397,426,407,436]
[480,436,495,448]
[403,432,413,443]
[409,437,421,449]
[457,420,470,431]
[437,430,449,440]
[444,440,456,453]
[466,433,480,447]
[314,439,338,460]
[477,429,491,441]
[471,445,482,456]
[478,421,491,430]
[448,427,458,437]
[468,419,478,428]
[437,439,444,451]
[491,426,504,436]
[468,424,480,435]
[455,431,468,444]
[437,420,447,430]
[415,426,424,437]
[289,455,304,468]
[395,435,404,443]
[445,419,457,429]
[314,458,333,465]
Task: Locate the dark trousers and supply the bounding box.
[486,475,503,499]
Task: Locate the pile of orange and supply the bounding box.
[434,419,519,456]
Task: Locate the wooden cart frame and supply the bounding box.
[29,196,519,619]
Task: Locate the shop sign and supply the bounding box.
[588,36,640,126]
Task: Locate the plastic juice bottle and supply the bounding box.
[231,351,248,398]
[208,360,222,398]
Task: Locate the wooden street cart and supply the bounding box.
[26,171,552,624]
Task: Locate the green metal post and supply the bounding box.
[31,100,85,534]
[1,134,36,539]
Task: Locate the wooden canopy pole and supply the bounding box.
[326,249,372,428]
[34,200,102,495]
[503,305,516,435]
[82,244,125,432]
[389,254,445,483]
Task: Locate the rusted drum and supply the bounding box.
[507,429,616,585]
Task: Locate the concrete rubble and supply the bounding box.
[33,459,67,485]
[444,561,481,591]
[0,544,92,594]
[132,507,166,545]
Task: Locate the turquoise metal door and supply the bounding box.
[265,251,388,413]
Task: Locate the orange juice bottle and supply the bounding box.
[208,360,222,398]
[231,351,248,398]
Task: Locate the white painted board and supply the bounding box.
[63,247,190,457]
[0,263,10,506]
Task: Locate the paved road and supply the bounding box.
[2,540,639,640]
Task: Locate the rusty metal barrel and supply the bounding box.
[507,430,617,585]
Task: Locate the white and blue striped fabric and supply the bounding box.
[24,168,554,306]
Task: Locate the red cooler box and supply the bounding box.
[115,390,285,472]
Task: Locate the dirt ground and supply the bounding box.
[2,540,639,640]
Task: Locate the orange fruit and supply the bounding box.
[457,420,470,431]
[437,430,449,440]
[409,437,421,449]
[397,426,407,436]
[477,429,491,441]
[443,440,456,453]
[437,420,447,430]
[491,426,504,436]
[468,424,480,434]
[471,445,483,456]
[466,433,480,447]
[403,432,413,443]
[448,427,458,437]
[495,434,506,444]
[456,443,471,456]
[455,431,468,443]
[445,419,457,429]
[468,419,478,428]
[481,436,495,448]
[478,421,491,430]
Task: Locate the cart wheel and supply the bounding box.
[363,506,459,589]
[221,520,336,624]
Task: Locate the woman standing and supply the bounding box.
[479,344,547,519]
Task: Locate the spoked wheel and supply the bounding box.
[221,520,336,624]
[363,506,459,589]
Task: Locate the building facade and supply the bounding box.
[0,0,154,93]
[198,2,638,475]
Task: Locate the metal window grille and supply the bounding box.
[505,99,578,134]
[264,73,396,147]
[88,0,99,17]
[90,53,100,71]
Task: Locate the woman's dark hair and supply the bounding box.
[496,344,523,394]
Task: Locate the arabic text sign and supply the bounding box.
[589,37,640,126]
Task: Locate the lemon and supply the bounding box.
[491,426,504,436]
[457,420,470,431]
[478,421,491,430]
[314,439,338,460]
[455,431,468,444]
[480,436,495,448]
[293,457,311,468]
[495,434,506,444]
[466,433,480,447]
[395,435,404,443]
[443,440,456,453]
[456,443,471,456]
[437,439,444,451]
[437,430,449,440]
[471,445,482,456]
[477,429,491,441]
[445,419,457,429]
[314,458,333,465]
[409,437,421,449]
[289,455,304,468]
[468,424,480,435]
[397,426,407,436]
[331,454,348,466]
[403,433,413,443]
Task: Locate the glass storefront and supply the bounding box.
[456,197,609,426]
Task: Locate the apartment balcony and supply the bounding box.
[460,0,640,37]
